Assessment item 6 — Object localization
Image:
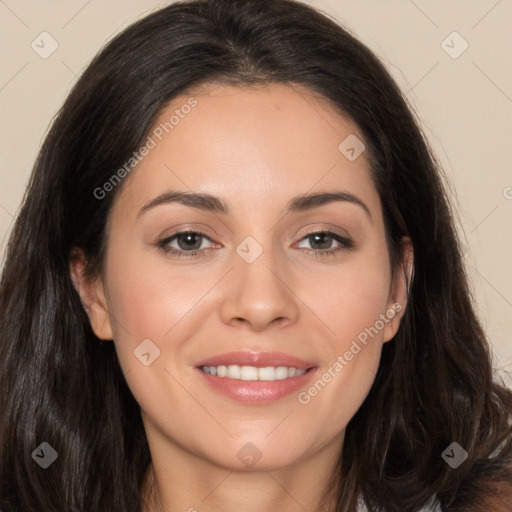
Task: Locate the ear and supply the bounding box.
[69,248,113,340]
[383,237,414,342]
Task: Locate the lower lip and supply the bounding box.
[196,367,317,404]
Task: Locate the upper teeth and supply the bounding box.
[201,365,306,381]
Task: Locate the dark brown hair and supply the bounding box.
[1,1,511,511]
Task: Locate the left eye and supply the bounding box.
[296,231,352,252]
[159,231,213,253]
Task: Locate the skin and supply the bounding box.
[71,83,412,512]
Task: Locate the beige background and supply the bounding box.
[0,0,511,384]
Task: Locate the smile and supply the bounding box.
[195,351,317,403]
[200,365,307,381]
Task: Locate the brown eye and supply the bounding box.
[158,230,215,256]
[307,233,335,250]
[175,232,204,251]
[296,231,354,255]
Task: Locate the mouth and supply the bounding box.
[200,364,307,381]
[195,351,317,403]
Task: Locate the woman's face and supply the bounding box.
[78,83,408,472]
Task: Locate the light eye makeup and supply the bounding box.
[156,228,355,259]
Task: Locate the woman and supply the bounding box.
[1,0,511,511]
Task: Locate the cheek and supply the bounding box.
[105,243,211,339]
[309,244,393,346]
[296,246,392,424]
[100,245,208,385]
[102,254,206,428]
[296,349,381,451]
[333,264,391,339]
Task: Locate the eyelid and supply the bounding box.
[293,222,351,239]
[156,225,354,258]
[160,229,215,244]
[294,230,354,252]
[156,222,221,239]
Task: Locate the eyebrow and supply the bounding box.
[138,190,371,219]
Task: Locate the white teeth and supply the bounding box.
[227,365,241,379]
[201,364,308,381]
[240,366,258,380]
[258,366,275,380]
[275,367,289,380]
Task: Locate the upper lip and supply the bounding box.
[196,351,315,370]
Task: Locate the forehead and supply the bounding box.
[114,83,380,219]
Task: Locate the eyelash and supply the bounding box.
[157,229,354,258]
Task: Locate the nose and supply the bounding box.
[219,249,300,332]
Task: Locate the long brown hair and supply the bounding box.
[1,1,511,511]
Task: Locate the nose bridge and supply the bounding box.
[219,236,299,330]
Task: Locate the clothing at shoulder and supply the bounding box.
[357,495,441,512]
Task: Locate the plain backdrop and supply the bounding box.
[0,0,511,385]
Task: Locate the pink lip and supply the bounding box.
[195,351,318,404]
[196,351,315,370]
